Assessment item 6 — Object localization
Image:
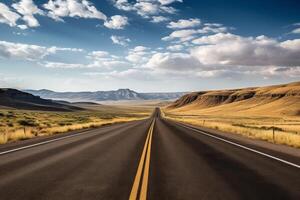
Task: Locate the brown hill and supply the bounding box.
[0,88,83,112]
[167,81,300,117]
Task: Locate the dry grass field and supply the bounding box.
[0,104,152,144]
[164,81,300,148]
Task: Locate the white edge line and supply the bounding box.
[175,121,300,169]
[0,129,92,156]
[0,119,146,156]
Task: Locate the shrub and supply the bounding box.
[18,119,37,127]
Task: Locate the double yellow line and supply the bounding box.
[129,119,155,200]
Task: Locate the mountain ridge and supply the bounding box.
[24,88,186,102]
[166,81,300,117]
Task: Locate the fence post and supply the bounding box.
[24,127,26,137]
[272,127,275,143]
[203,120,205,126]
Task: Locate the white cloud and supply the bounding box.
[192,32,239,45]
[104,15,128,29]
[291,27,300,34]
[162,29,198,42]
[191,34,300,67]
[203,23,223,27]
[0,40,84,61]
[158,0,183,5]
[47,46,84,53]
[167,18,201,29]
[143,33,300,79]
[84,68,155,80]
[91,60,129,68]
[0,40,48,61]
[0,3,21,27]
[145,52,201,71]
[43,49,130,69]
[167,44,184,51]
[12,0,44,28]
[132,46,149,52]
[162,23,229,43]
[113,0,181,19]
[111,35,131,46]
[43,61,85,68]
[87,50,130,69]
[86,50,109,59]
[126,46,151,63]
[43,0,107,22]
[198,26,228,34]
[151,16,169,23]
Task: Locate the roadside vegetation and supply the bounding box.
[162,109,300,148]
[0,105,152,144]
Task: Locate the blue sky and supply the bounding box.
[0,0,300,92]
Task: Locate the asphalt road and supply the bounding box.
[0,108,299,200]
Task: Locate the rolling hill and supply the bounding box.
[0,88,83,111]
[167,81,300,117]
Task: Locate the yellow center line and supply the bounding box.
[129,119,155,200]
[139,120,154,200]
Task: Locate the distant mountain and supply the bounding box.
[24,89,186,102]
[0,88,83,111]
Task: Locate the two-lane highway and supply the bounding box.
[0,108,299,200]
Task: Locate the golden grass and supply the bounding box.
[0,105,151,144]
[162,109,300,148]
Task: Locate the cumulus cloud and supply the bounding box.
[198,26,228,34]
[162,29,198,42]
[47,46,84,53]
[42,49,130,69]
[86,50,109,59]
[167,44,184,51]
[43,0,107,22]
[111,35,131,46]
[158,0,183,5]
[87,50,130,69]
[12,0,44,28]
[192,32,238,45]
[191,33,300,67]
[291,27,300,34]
[0,3,21,27]
[43,61,85,68]
[0,40,83,61]
[126,46,151,63]
[84,68,158,81]
[167,18,201,29]
[151,16,169,23]
[113,0,181,19]
[145,52,201,71]
[145,33,300,79]
[0,40,49,61]
[162,22,229,43]
[104,15,128,29]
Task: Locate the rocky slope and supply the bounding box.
[167,81,300,117]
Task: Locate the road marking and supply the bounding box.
[0,121,137,156]
[0,130,93,156]
[139,120,154,200]
[129,119,155,200]
[176,122,300,169]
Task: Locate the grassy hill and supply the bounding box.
[0,88,82,112]
[164,81,300,148]
[167,81,300,118]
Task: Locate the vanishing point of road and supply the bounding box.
[0,108,299,200]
